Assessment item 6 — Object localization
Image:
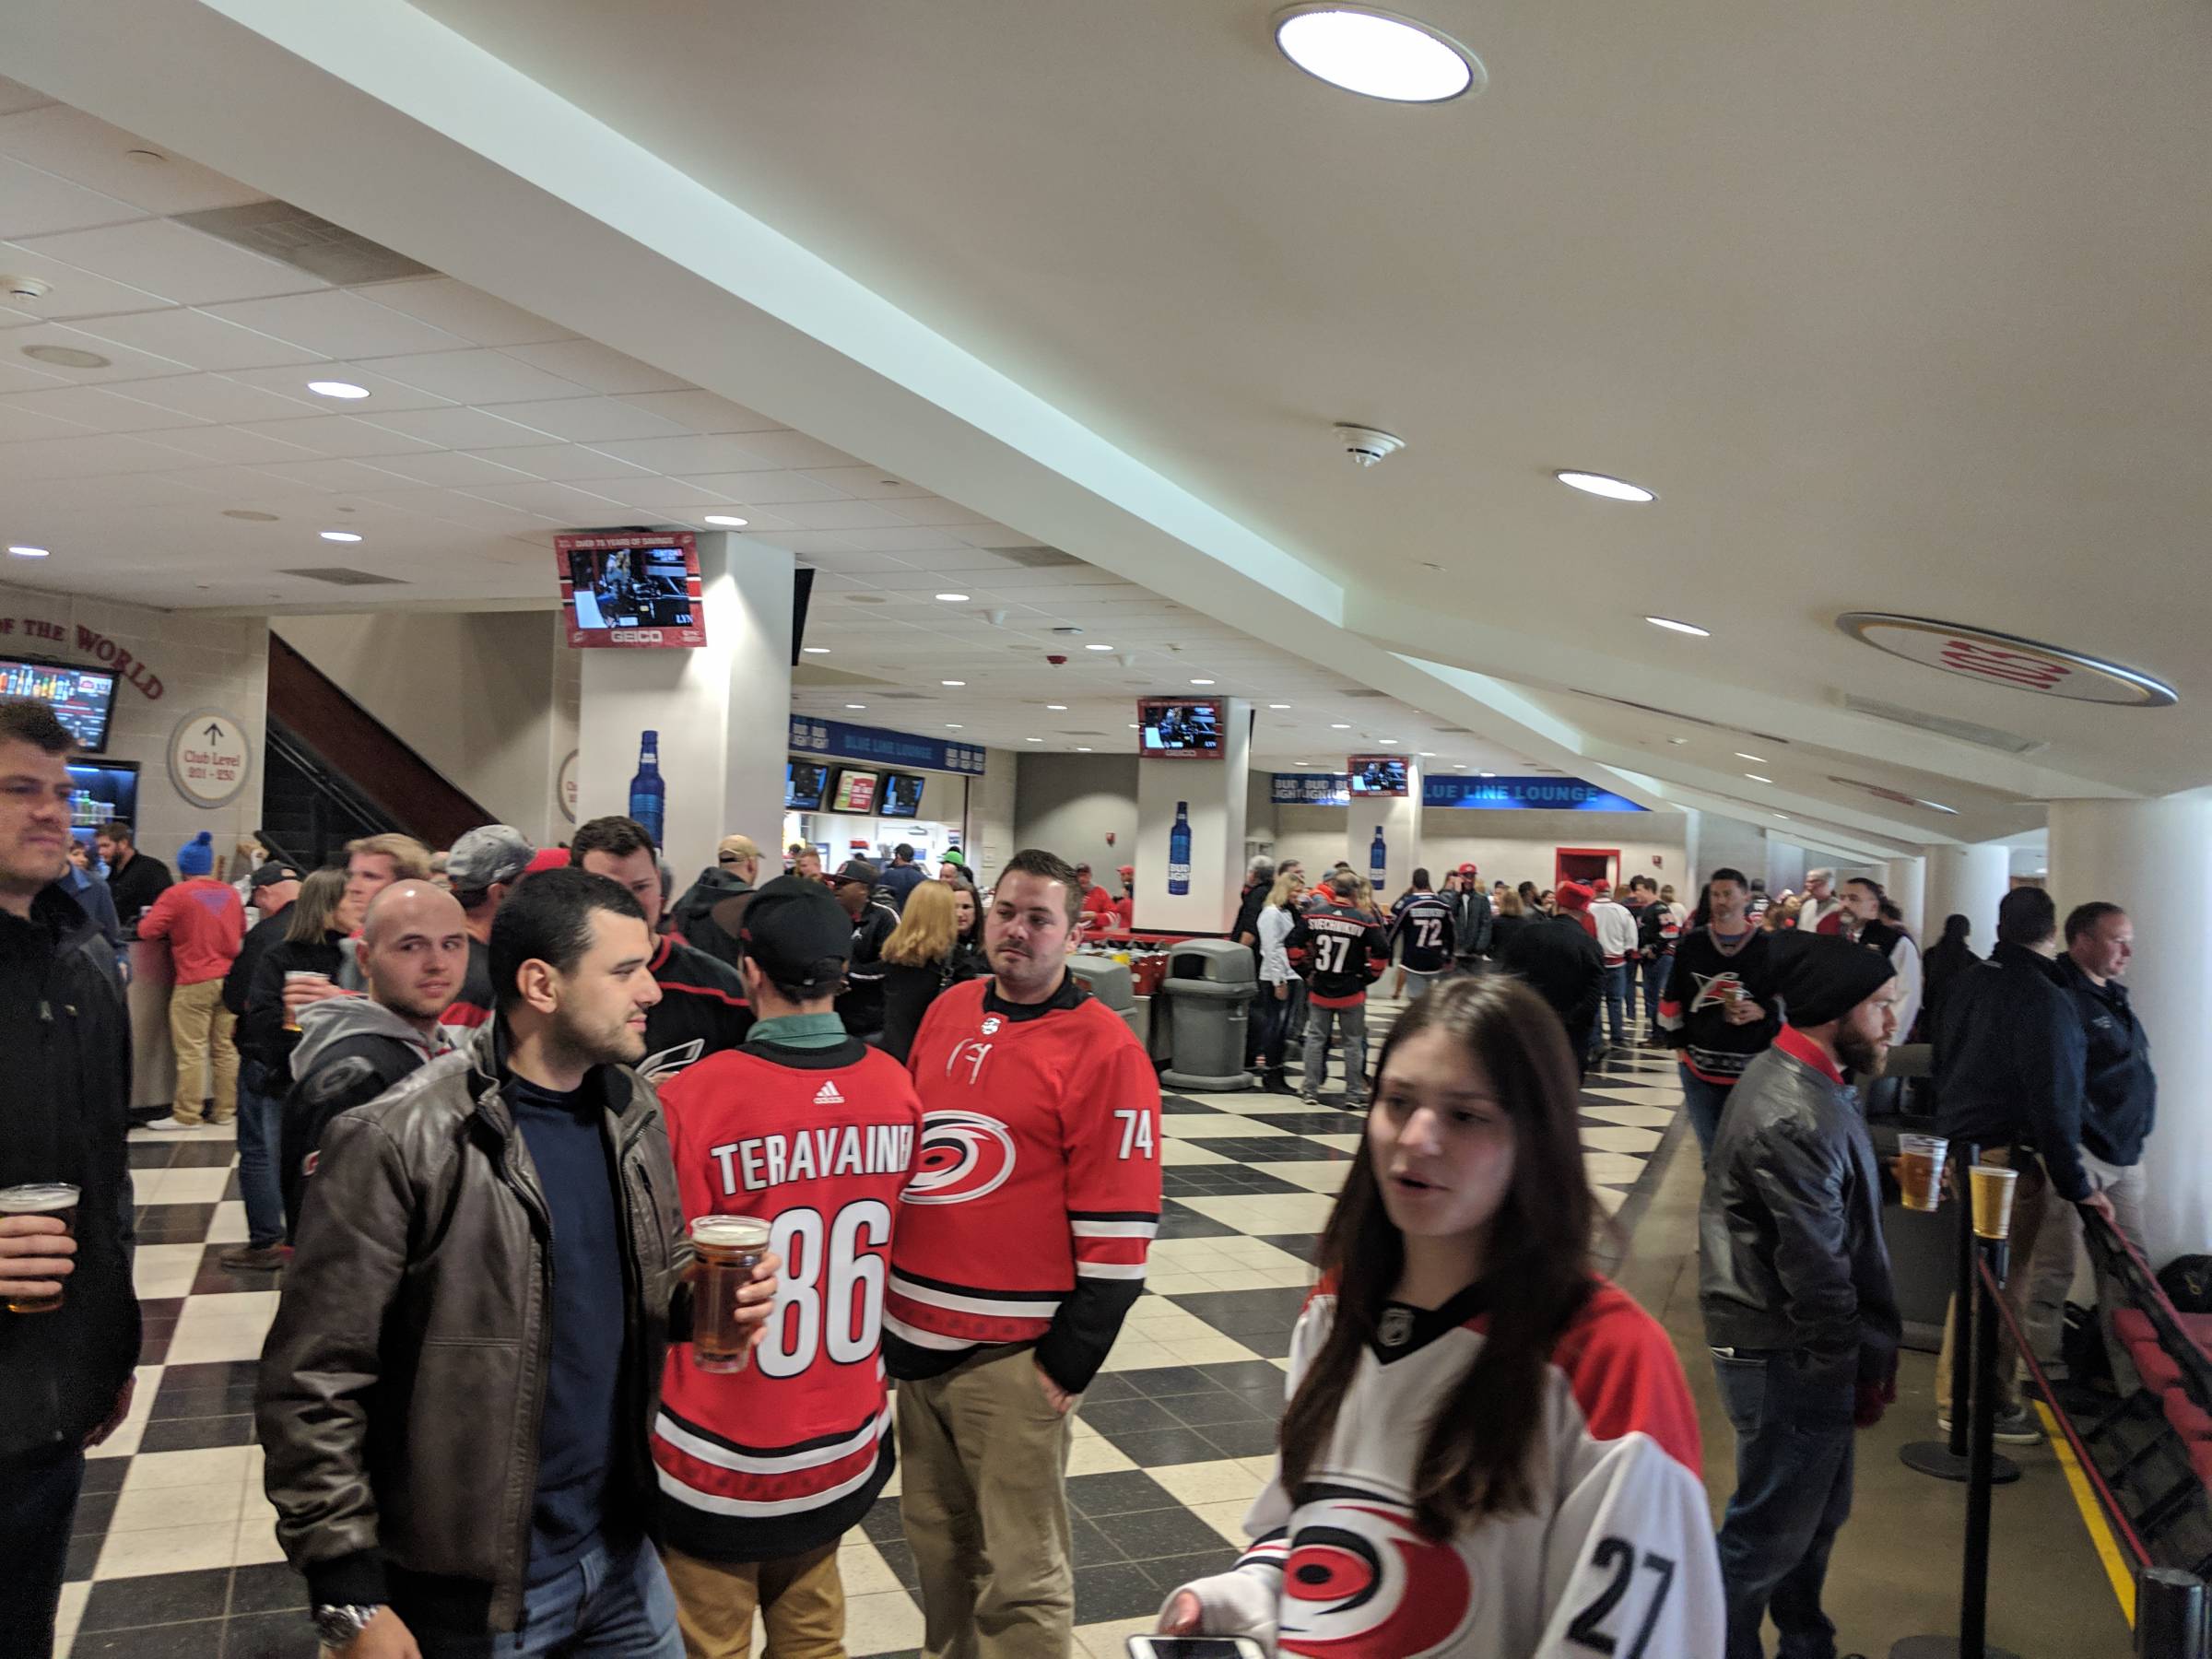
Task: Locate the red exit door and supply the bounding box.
[1556,848,1618,889]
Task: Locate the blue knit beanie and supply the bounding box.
[177,830,214,877]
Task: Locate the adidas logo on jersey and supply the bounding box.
[813,1080,845,1105]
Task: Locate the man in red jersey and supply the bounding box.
[888,848,1162,1659]
[653,877,922,1657]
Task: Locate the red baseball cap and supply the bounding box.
[1456,862,1478,875]
[524,846,571,879]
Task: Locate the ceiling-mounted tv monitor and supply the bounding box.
[827,767,880,813]
[1347,755,1409,796]
[878,771,926,819]
[557,531,707,648]
[1137,697,1224,759]
[786,759,828,812]
[1,657,117,753]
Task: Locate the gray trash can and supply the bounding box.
[1160,939,1257,1092]
[1068,954,1139,1041]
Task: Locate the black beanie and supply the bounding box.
[1775,934,1897,1029]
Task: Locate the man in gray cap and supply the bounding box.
[830,859,897,1040]
[441,824,535,1030]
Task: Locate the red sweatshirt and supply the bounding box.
[137,878,244,984]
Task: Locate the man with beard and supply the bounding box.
[257,869,782,1658]
[1700,937,1904,1659]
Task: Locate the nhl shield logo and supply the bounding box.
[981,1016,1003,1036]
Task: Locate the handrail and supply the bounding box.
[265,719,393,843]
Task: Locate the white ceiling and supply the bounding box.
[8,2,2199,853]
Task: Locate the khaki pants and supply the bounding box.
[662,1540,844,1659]
[168,977,238,1125]
[897,1346,1077,1659]
[1934,1147,2051,1416]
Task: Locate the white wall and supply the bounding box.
[1767,839,1807,896]
[1015,752,1139,873]
[276,610,564,841]
[0,578,268,867]
[1265,802,1688,894]
[1691,815,1769,889]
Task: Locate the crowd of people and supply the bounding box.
[0,684,2161,1658]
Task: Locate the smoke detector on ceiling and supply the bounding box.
[1334,424,1406,467]
[1,276,51,301]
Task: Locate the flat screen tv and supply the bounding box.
[65,759,136,837]
[877,771,926,819]
[1347,755,1409,796]
[786,759,829,811]
[1137,697,1224,759]
[556,531,707,648]
[2,657,117,753]
[827,767,880,814]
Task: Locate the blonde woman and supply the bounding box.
[1255,870,1308,1092]
[877,879,987,1061]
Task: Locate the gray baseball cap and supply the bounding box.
[445,824,535,891]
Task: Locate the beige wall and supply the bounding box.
[1252,793,1688,895]
[1014,752,1140,875]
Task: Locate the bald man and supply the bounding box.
[274,883,470,1241]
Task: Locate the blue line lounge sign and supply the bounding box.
[1424,776,1646,812]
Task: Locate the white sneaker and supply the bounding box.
[141,1114,207,1133]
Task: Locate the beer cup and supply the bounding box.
[1898,1135,1947,1212]
[1969,1163,2018,1241]
[281,970,332,1033]
[0,1183,80,1313]
[689,1215,771,1373]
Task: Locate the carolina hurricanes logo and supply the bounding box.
[640,1038,707,1085]
[1689,971,1745,1014]
[980,1016,1003,1036]
[902,1111,1017,1206]
[1279,1493,1476,1658]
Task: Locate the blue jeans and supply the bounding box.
[235,1061,286,1249]
[1641,956,1669,1034]
[413,1535,684,1658]
[0,1442,84,1657]
[1601,962,1630,1048]
[1681,1067,1735,1158]
[1712,1352,1856,1659]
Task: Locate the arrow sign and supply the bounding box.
[204,723,223,742]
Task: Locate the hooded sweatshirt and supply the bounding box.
[280,995,454,1236]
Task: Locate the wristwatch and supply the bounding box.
[312,1604,386,1648]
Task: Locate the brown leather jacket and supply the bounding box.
[254,1021,688,1633]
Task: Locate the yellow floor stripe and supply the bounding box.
[2033,1398,2136,1627]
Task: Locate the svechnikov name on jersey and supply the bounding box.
[706,1120,918,1196]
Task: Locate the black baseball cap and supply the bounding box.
[248,862,303,889]
[741,876,853,994]
[833,858,879,888]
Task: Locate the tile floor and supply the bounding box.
[57,1002,1688,1656]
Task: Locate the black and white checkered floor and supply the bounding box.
[59,1001,1687,1657]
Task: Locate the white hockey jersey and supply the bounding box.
[1171,1279,1724,1658]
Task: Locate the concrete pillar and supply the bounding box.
[1924,841,2012,953]
[576,532,793,877]
[1886,854,1927,937]
[1135,698,1251,933]
[2047,794,2212,1267]
[1347,757,1422,900]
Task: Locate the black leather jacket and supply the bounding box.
[1699,1036,1901,1394]
[255,1021,688,1634]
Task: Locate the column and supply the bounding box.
[1924,841,2012,949]
[1134,698,1251,933]
[2047,794,2212,1266]
[576,532,793,877]
[1346,758,1421,900]
[1885,853,1927,937]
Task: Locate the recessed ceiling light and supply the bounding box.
[1646,617,1710,637]
[7,545,50,559]
[941,679,965,687]
[1273,5,1484,103]
[1045,703,1068,711]
[1077,746,1092,752]
[1025,736,1042,743]
[1330,723,1351,729]
[802,646,830,654]
[1190,677,1216,686]
[22,344,110,370]
[1558,470,1655,503]
[1745,773,1772,784]
[307,380,370,400]
[1667,736,1688,745]
[702,514,748,528]
[844,703,866,710]
[935,593,971,604]
[319,530,362,543]
[1128,723,1141,729]
[945,724,963,730]
[1379,738,1399,746]
[1735,752,1766,763]
[1480,771,1496,778]
[1418,751,1436,758]
[1268,702,1291,710]
[1453,763,1467,770]
[1085,643,1114,652]
[1774,813,1791,821]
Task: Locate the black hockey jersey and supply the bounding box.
[1288,900,1391,1008]
[1658,926,1782,1087]
[1390,892,1456,974]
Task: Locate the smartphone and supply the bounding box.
[1125,1640,1269,1659]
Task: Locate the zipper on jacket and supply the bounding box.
[474,1086,555,1635]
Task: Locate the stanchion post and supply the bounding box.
[2135,1569,2206,1659]
[1959,1237,2008,1658]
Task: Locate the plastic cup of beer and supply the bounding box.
[689,1215,771,1373]
[282,970,329,1032]
[0,1183,80,1313]
[1898,1135,1947,1212]
[1970,1163,2018,1241]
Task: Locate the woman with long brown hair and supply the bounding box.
[1159,974,1721,1655]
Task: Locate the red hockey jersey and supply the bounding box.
[1172,1279,1723,1657]
[652,1033,921,1562]
[887,973,1161,1394]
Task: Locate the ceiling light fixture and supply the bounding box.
[1268,702,1291,710]
[1331,723,1351,729]
[307,380,370,400]
[1190,677,1216,686]
[1273,5,1484,103]
[22,344,110,370]
[1557,470,1655,503]
[1646,617,1711,637]
[1025,736,1042,743]
[935,593,970,603]
[1667,736,1688,745]
[319,530,362,543]
[702,514,748,528]
[1077,746,1092,752]
[1418,750,1436,757]
[1735,752,1766,763]
[1379,738,1400,746]
[1480,771,1496,777]
[1046,703,1068,711]
[1085,643,1114,652]
[221,509,278,523]
[802,646,830,654]
[7,545,50,559]
[1745,773,1772,784]
[845,703,866,710]
[941,679,965,687]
